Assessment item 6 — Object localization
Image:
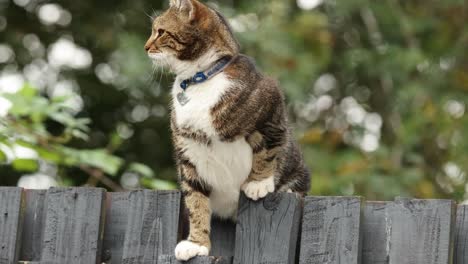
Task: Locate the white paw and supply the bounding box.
[241,177,275,201]
[175,240,209,261]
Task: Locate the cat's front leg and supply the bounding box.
[242,130,282,200]
[175,162,212,261]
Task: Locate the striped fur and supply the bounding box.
[145,0,310,261]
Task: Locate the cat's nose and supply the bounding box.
[144,43,151,51]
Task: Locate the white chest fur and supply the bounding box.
[172,74,253,219]
[172,73,230,137]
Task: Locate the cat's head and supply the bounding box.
[145,0,239,77]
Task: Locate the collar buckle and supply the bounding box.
[179,56,234,91]
[193,72,207,83]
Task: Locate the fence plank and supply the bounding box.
[40,187,105,264]
[388,198,455,264]
[361,201,391,264]
[158,255,231,264]
[102,190,180,264]
[233,192,302,264]
[156,191,181,255]
[455,205,468,264]
[0,187,24,264]
[102,192,128,263]
[20,189,47,261]
[299,196,362,264]
[210,218,236,258]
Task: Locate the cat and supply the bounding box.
[144,0,310,261]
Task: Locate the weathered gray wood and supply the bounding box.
[388,198,455,264]
[361,201,391,264]
[299,196,362,264]
[158,255,232,264]
[20,189,47,261]
[156,191,181,255]
[40,187,105,264]
[102,192,128,263]
[233,192,302,264]
[102,190,180,264]
[0,187,24,264]
[455,205,468,264]
[210,218,236,257]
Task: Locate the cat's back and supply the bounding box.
[225,54,285,105]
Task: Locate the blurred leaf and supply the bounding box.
[36,147,62,163]
[128,162,155,178]
[18,84,38,98]
[0,150,6,162]
[12,159,39,172]
[141,177,177,190]
[70,149,123,176]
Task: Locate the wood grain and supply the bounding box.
[19,189,47,261]
[40,187,106,264]
[233,192,302,264]
[102,190,180,264]
[1,187,464,264]
[0,187,24,264]
[361,201,391,264]
[455,205,468,264]
[299,196,362,264]
[210,218,236,258]
[388,198,455,264]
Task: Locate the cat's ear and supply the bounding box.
[170,0,196,21]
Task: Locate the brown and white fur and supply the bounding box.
[144,0,310,260]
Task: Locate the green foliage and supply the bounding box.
[0,85,156,188]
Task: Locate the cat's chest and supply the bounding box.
[172,73,231,137]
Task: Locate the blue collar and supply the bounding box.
[180,56,233,91]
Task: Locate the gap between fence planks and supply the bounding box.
[1,187,468,264]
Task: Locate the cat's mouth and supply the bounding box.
[148,51,164,60]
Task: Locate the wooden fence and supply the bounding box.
[0,186,467,264]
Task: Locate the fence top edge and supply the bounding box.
[394,196,456,203]
[0,186,23,191]
[304,195,363,201]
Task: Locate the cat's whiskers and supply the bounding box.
[144,10,153,21]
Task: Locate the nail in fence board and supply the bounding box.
[0,187,24,264]
[388,198,455,264]
[102,190,180,264]
[20,190,47,261]
[158,255,231,264]
[455,205,468,264]
[299,196,362,264]
[40,187,105,264]
[361,201,391,264]
[233,193,302,264]
[210,218,236,258]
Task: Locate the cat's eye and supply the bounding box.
[157,29,165,37]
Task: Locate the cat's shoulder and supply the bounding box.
[225,54,260,80]
[226,54,281,92]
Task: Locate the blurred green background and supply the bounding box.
[0,0,467,201]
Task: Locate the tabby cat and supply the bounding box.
[144,0,310,260]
